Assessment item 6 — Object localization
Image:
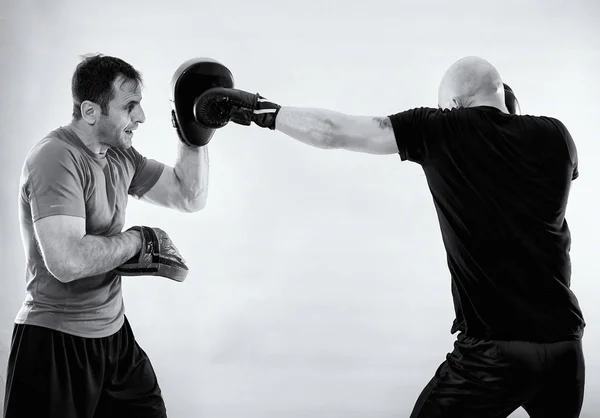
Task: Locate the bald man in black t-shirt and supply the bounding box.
[196,55,586,418]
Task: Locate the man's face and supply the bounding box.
[96,76,145,150]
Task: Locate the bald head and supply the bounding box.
[437,56,507,112]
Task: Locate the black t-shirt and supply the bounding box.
[388,106,585,342]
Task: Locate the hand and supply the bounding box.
[194,87,281,130]
[114,226,189,282]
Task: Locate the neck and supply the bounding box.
[68,120,107,155]
[463,95,509,114]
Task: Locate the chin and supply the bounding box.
[118,136,133,149]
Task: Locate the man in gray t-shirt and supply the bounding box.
[5,54,208,418]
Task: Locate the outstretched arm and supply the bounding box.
[194,88,400,155]
[274,106,399,155]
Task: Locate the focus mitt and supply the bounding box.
[114,226,188,282]
[170,57,235,147]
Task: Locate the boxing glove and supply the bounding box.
[194,87,281,130]
[503,83,521,115]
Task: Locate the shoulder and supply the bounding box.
[20,129,87,190]
[25,128,81,168]
[519,115,575,148]
[21,128,92,191]
[387,107,449,132]
[388,107,446,120]
[518,114,567,132]
[539,116,577,159]
[539,116,571,137]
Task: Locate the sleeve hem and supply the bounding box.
[388,114,408,161]
[131,163,165,199]
[33,211,86,223]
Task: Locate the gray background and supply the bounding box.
[1,0,598,416]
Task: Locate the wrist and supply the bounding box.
[178,140,204,153]
[252,95,280,130]
[124,228,143,258]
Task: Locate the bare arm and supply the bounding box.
[274,106,399,155]
[141,141,209,212]
[34,215,142,283]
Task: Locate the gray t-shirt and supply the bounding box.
[16,125,165,338]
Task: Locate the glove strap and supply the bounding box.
[252,94,281,130]
[123,226,161,273]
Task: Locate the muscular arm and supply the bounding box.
[34,215,142,283]
[274,106,399,155]
[141,141,209,212]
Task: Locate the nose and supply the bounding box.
[133,105,146,124]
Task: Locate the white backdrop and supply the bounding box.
[1,0,598,417]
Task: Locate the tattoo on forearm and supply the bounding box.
[373,117,392,130]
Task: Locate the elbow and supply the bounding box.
[41,239,84,283]
[45,258,77,283]
[181,191,208,213]
[185,199,207,213]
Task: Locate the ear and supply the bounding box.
[80,101,99,124]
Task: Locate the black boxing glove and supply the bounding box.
[503,83,521,115]
[114,226,189,282]
[194,87,281,130]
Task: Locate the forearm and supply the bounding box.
[275,106,347,149]
[173,141,209,210]
[59,231,142,282]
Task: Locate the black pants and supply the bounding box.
[3,317,167,418]
[410,333,585,418]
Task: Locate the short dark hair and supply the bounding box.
[71,54,143,120]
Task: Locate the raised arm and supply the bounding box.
[140,141,208,212]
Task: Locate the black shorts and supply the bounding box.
[3,316,167,418]
[410,333,585,418]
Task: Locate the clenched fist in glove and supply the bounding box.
[503,83,521,115]
[114,226,189,282]
[194,87,281,130]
